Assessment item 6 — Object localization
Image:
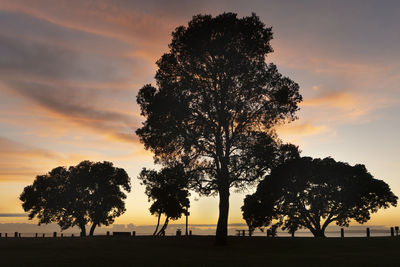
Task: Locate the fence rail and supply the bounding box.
[0,227,399,238]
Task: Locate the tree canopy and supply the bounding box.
[242,157,398,237]
[139,165,190,236]
[136,12,302,244]
[20,161,131,236]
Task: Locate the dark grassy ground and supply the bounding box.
[0,236,399,267]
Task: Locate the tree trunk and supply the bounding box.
[313,228,326,238]
[80,224,86,237]
[153,213,161,236]
[215,184,230,245]
[89,223,97,236]
[157,216,169,236]
[163,217,169,233]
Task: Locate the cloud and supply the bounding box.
[0,31,137,84]
[0,136,58,159]
[0,213,27,217]
[3,79,141,144]
[0,135,143,182]
[300,90,392,124]
[0,0,224,65]
[302,91,357,110]
[0,0,174,50]
[0,10,133,57]
[0,136,61,181]
[0,11,146,146]
[276,122,328,136]
[271,39,394,77]
[0,146,135,182]
[274,89,393,147]
[10,82,134,125]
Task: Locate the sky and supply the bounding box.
[0,0,400,230]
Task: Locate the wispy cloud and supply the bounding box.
[0,135,142,182]
[302,91,357,109]
[0,12,144,145]
[0,136,60,181]
[301,90,393,124]
[275,88,393,147]
[0,213,27,217]
[0,136,57,159]
[276,122,328,136]
[0,0,174,52]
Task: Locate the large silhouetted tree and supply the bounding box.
[136,13,302,245]
[242,157,398,237]
[139,165,190,236]
[20,161,131,236]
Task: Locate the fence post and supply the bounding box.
[366,228,370,237]
[341,228,344,238]
[176,229,182,236]
[391,227,394,237]
[14,232,18,238]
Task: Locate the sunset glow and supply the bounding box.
[1,0,399,230]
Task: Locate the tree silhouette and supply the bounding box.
[242,157,398,237]
[136,12,302,245]
[20,161,131,236]
[139,165,190,236]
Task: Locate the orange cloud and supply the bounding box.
[300,90,393,124]
[0,0,175,51]
[273,89,392,147]
[1,78,142,145]
[276,122,328,136]
[0,136,60,181]
[0,135,149,182]
[271,40,391,77]
[302,91,357,109]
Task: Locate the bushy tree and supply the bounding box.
[242,157,398,237]
[136,12,302,244]
[20,161,131,236]
[139,165,190,236]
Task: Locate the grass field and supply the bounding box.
[0,236,399,267]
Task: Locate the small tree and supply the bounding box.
[20,161,131,236]
[136,12,302,245]
[139,165,190,236]
[242,157,398,237]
